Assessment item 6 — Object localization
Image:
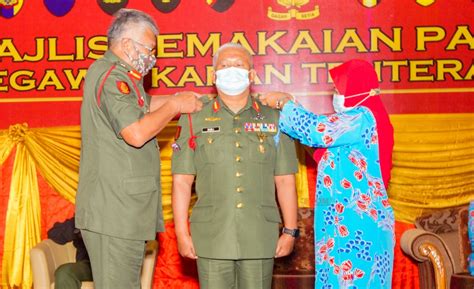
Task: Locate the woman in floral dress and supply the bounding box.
[260,59,395,289]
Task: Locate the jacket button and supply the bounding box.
[234,127,241,134]
[235,155,241,162]
[236,187,244,193]
[236,202,244,208]
[236,172,243,177]
[235,142,241,148]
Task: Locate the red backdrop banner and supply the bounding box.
[1,0,473,128]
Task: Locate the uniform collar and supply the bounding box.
[104,51,142,80]
[214,95,260,115]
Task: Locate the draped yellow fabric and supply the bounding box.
[388,113,474,223]
[1,124,42,289]
[1,113,473,288]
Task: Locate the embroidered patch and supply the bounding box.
[244,123,277,132]
[202,127,220,133]
[205,117,222,122]
[116,81,130,94]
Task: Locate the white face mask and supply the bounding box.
[215,67,250,96]
[332,88,380,113]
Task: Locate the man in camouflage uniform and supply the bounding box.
[172,43,299,289]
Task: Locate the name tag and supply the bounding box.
[202,127,220,133]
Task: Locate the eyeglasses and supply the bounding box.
[129,38,156,56]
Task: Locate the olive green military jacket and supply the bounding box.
[76,51,164,241]
[172,95,298,259]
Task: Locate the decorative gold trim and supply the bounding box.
[418,242,447,289]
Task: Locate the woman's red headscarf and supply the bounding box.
[313,59,394,187]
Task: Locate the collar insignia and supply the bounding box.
[212,99,221,113]
[128,70,142,80]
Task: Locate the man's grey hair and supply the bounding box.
[107,9,159,47]
[212,43,253,68]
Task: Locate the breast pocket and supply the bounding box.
[190,205,215,223]
[248,133,275,163]
[194,133,225,164]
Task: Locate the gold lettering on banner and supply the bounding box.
[267,0,319,21]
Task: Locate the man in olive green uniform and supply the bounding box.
[172,43,299,289]
[76,9,202,289]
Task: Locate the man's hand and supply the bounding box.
[172,91,203,114]
[176,233,198,259]
[259,92,294,109]
[274,233,296,258]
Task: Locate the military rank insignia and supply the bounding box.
[116,81,130,94]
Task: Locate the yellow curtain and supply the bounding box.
[1,113,473,287]
[388,113,474,222]
[0,123,182,288]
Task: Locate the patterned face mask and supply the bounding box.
[333,88,380,113]
[131,44,156,75]
[125,40,156,76]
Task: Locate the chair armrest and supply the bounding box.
[30,241,55,289]
[401,228,455,289]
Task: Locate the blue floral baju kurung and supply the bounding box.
[280,101,395,289]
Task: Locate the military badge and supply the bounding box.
[205,117,222,122]
[97,0,128,16]
[151,0,180,13]
[116,81,130,94]
[44,0,75,17]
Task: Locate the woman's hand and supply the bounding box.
[259,92,294,110]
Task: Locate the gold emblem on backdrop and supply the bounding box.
[359,0,380,8]
[416,0,435,7]
[267,0,319,21]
